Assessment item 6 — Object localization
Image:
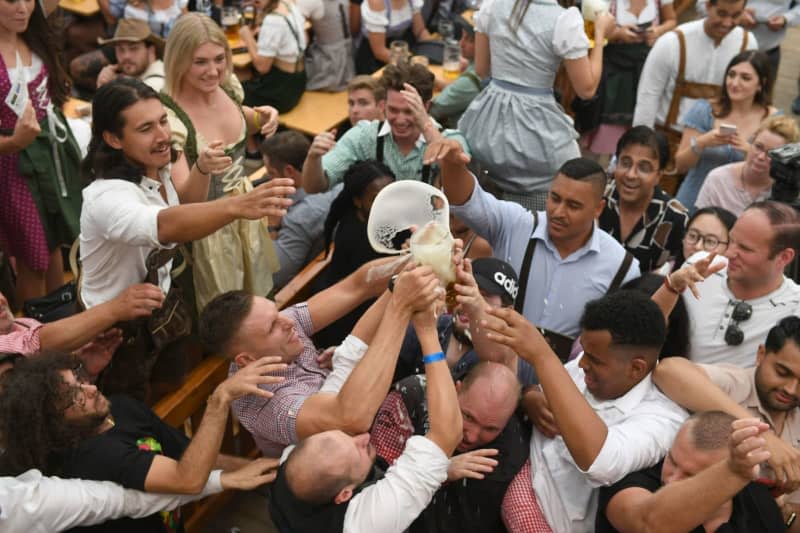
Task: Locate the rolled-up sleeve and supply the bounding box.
[319,335,369,394]
[582,410,685,487]
[0,319,43,356]
[343,436,449,533]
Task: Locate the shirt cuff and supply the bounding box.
[201,470,224,496]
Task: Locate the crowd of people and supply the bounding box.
[2,0,800,531]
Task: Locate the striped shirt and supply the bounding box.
[0,319,43,355]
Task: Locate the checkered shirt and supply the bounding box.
[502,459,553,533]
[229,303,329,457]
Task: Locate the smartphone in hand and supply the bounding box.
[719,123,737,136]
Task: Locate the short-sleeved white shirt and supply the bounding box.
[361,0,423,34]
[79,167,178,308]
[257,4,308,63]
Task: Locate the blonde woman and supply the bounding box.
[161,13,281,311]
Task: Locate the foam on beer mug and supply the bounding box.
[410,221,455,283]
[366,181,451,284]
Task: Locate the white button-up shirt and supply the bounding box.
[79,166,179,308]
[531,357,687,533]
[0,469,223,533]
[633,20,757,130]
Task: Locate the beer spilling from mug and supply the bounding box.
[410,221,457,312]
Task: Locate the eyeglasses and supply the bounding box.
[724,301,753,346]
[683,229,729,251]
[751,141,770,157]
[616,157,657,176]
[61,362,89,412]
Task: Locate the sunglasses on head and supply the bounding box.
[724,301,752,346]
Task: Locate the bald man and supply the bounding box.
[370,362,529,533]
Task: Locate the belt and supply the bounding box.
[491,78,553,95]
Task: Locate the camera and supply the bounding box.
[769,142,800,205]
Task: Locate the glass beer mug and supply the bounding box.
[581,0,609,39]
[442,39,461,81]
[410,221,457,311]
[222,7,242,42]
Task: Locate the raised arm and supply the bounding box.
[651,253,724,323]
[418,302,463,455]
[483,308,608,470]
[424,138,474,206]
[306,256,404,334]
[143,357,286,493]
[605,419,770,533]
[563,14,615,100]
[296,267,441,438]
[301,131,336,193]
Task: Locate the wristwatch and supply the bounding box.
[388,274,399,292]
[690,136,702,155]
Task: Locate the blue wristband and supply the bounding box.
[423,351,446,365]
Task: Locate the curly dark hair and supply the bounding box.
[323,159,395,256]
[0,353,91,475]
[580,290,666,351]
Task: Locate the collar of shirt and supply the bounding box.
[533,212,601,263]
[377,117,442,149]
[138,165,173,198]
[579,353,653,415]
[606,183,673,232]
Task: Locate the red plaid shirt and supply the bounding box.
[369,391,416,465]
[502,459,553,532]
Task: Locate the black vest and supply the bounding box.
[268,461,384,533]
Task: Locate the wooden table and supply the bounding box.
[279,65,445,137]
[59,0,99,16]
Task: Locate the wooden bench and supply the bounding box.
[152,248,332,532]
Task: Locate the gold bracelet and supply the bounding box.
[252,111,261,131]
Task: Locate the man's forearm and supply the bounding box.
[38,300,123,353]
[620,461,748,533]
[534,350,608,470]
[333,301,412,432]
[422,324,462,455]
[172,391,231,493]
[156,198,236,244]
[301,156,327,194]
[652,358,753,419]
[440,159,476,206]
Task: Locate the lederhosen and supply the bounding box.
[375,121,433,183]
[242,2,307,113]
[515,212,634,362]
[658,29,749,191]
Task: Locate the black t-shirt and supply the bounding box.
[61,395,190,533]
[391,375,530,533]
[596,460,786,533]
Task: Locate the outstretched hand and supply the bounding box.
[217,355,287,403]
[728,418,771,480]
[423,138,471,167]
[447,448,499,481]
[668,252,726,299]
[220,457,281,490]
[481,306,546,362]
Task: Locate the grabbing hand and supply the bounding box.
[764,431,800,493]
[447,448,499,481]
[767,15,787,31]
[216,355,287,403]
[317,346,336,370]
[521,387,560,438]
[110,283,166,321]
[254,106,279,137]
[453,258,488,323]
[197,140,233,176]
[482,307,550,363]
[667,252,725,298]
[220,457,281,490]
[423,138,471,166]
[96,64,120,88]
[594,12,617,39]
[728,132,750,155]
[727,418,771,480]
[74,328,124,380]
[13,102,40,150]
[400,83,430,131]
[308,129,337,158]
[613,25,643,44]
[236,177,295,219]
[738,8,757,29]
[391,265,442,314]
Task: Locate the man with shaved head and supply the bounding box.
[267,299,464,532]
[596,411,785,532]
[370,361,529,533]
